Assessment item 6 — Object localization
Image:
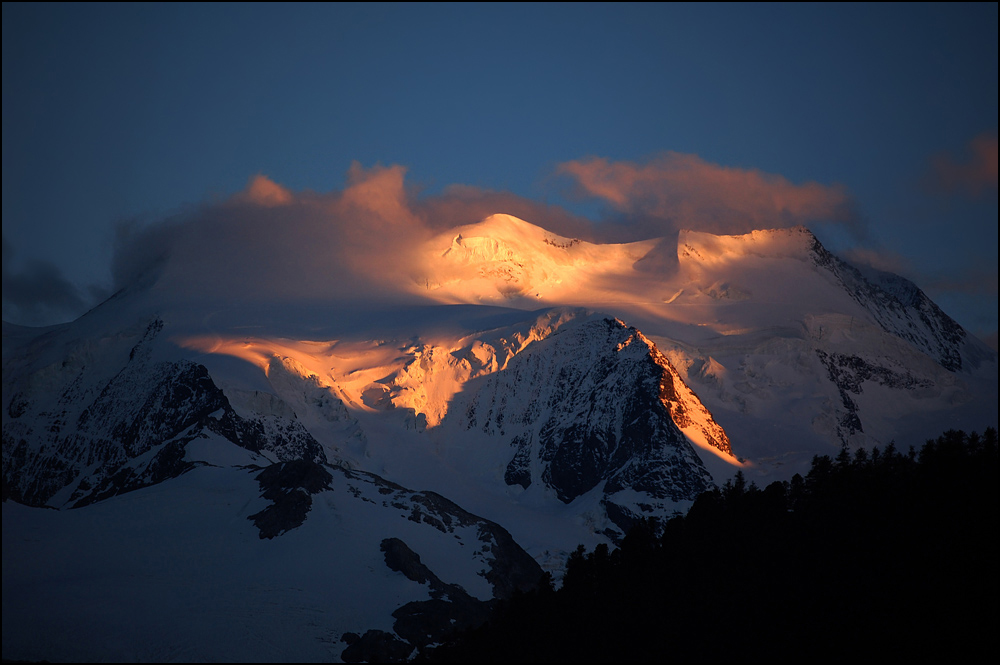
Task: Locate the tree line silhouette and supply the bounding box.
[423,428,998,663]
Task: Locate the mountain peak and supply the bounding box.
[678,226,818,264]
[418,214,654,303]
[467,213,546,236]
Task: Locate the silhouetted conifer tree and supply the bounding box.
[424,428,998,664]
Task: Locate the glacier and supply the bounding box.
[3,214,996,661]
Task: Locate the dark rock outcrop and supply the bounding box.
[248,459,333,539]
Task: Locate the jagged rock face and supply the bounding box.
[668,227,995,469]
[377,537,493,650]
[4,217,994,664]
[455,317,719,524]
[808,236,971,372]
[342,470,544,601]
[648,336,733,457]
[3,451,546,663]
[248,459,334,539]
[814,349,935,442]
[302,464,544,662]
[2,306,727,545]
[2,319,326,508]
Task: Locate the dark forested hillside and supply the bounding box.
[425,429,998,663]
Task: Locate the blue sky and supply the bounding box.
[3,3,997,339]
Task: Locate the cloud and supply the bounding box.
[111,165,599,308]
[109,156,872,311]
[113,165,423,305]
[240,174,294,207]
[2,236,96,326]
[840,246,912,277]
[924,132,999,197]
[843,243,997,299]
[556,153,861,240]
[413,184,597,239]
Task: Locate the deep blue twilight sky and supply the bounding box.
[3,4,997,342]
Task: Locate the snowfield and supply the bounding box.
[3,216,995,661]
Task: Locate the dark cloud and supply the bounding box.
[2,236,98,326]
[843,243,997,301]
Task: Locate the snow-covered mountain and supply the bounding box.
[659,226,995,475]
[3,214,995,662]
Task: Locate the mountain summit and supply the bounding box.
[417,213,658,303]
[3,214,995,662]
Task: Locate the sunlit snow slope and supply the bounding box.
[3,212,996,663]
[408,217,995,478]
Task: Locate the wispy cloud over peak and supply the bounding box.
[110,164,434,307]
[341,162,419,228]
[2,235,100,326]
[840,246,912,277]
[557,153,860,239]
